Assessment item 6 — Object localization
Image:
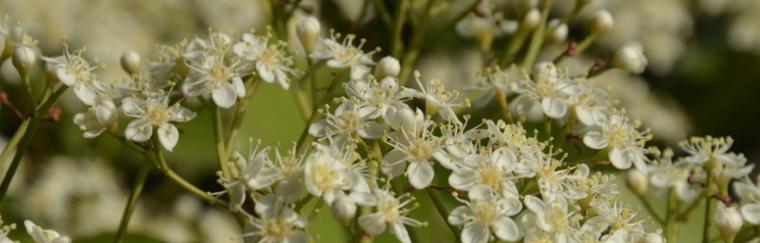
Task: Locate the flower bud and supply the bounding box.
[715,203,743,242]
[297,16,321,53]
[548,19,568,43]
[374,56,400,78]
[611,42,647,74]
[521,9,541,30]
[591,10,614,34]
[331,195,357,224]
[626,169,649,195]
[120,51,141,75]
[12,45,36,76]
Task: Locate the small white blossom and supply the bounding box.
[358,187,425,243]
[383,109,445,189]
[583,111,651,171]
[448,186,522,243]
[121,95,196,151]
[24,220,70,243]
[44,48,103,106]
[73,98,118,138]
[310,32,375,80]
[233,33,294,90]
[244,196,308,243]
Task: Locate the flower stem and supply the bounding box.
[226,79,260,154]
[495,91,513,122]
[112,161,150,243]
[521,0,554,71]
[703,170,715,243]
[427,188,460,241]
[630,186,664,225]
[152,138,225,207]
[211,105,230,178]
[0,117,39,203]
[665,189,680,242]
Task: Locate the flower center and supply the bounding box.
[408,139,433,161]
[378,198,400,222]
[145,103,170,126]
[472,201,499,224]
[263,217,293,240]
[310,163,337,191]
[477,163,504,190]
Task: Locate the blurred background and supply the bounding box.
[0,0,759,242]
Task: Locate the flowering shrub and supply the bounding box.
[0,1,758,243]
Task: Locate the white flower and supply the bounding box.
[233,33,294,89]
[73,98,118,138]
[310,33,375,80]
[522,196,581,243]
[448,147,520,196]
[303,145,351,204]
[308,101,385,146]
[471,65,529,108]
[526,152,590,201]
[586,201,646,242]
[24,220,70,243]
[448,186,522,243]
[183,53,247,108]
[510,62,581,121]
[649,149,701,202]
[271,145,306,203]
[583,111,651,171]
[406,72,467,123]
[383,109,445,189]
[358,187,425,243]
[220,142,280,211]
[343,77,414,128]
[244,196,308,243]
[121,95,196,151]
[733,179,760,225]
[44,49,103,106]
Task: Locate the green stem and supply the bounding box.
[152,138,225,207]
[521,0,554,70]
[631,188,664,225]
[0,117,39,203]
[296,70,346,153]
[0,119,30,168]
[113,161,151,243]
[225,79,260,153]
[427,189,460,241]
[211,105,230,177]
[495,91,513,122]
[665,189,680,242]
[703,170,714,243]
[390,0,410,58]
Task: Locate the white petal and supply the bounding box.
[492,216,520,241]
[169,104,196,122]
[350,65,371,80]
[609,148,633,169]
[407,161,434,189]
[56,68,77,86]
[741,203,760,225]
[382,149,407,178]
[358,121,384,139]
[391,223,412,243]
[583,131,609,150]
[331,194,357,223]
[257,62,275,83]
[523,195,545,213]
[575,106,595,126]
[541,97,567,118]
[276,178,303,203]
[449,169,477,191]
[158,123,179,151]
[211,82,237,108]
[350,191,378,206]
[125,119,152,142]
[461,222,490,243]
[232,76,246,97]
[121,97,144,117]
[74,83,97,105]
[448,206,473,226]
[358,214,386,235]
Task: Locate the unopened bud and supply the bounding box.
[548,19,568,43]
[591,10,614,34]
[626,169,649,195]
[521,9,541,30]
[374,56,400,78]
[12,46,36,76]
[297,16,321,53]
[715,203,743,242]
[611,42,647,74]
[331,196,357,224]
[120,51,141,75]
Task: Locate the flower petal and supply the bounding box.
[583,131,609,150]
[541,96,567,118]
[448,206,473,226]
[609,148,633,169]
[74,83,97,105]
[125,119,152,142]
[492,216,520,241]
[407,161,434,189]
[211,82,237,108]
[358,214,386,236]
[461,222,490,243]
[391,223,412,243]
[741,203,760,225]
[158,123,179,151]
